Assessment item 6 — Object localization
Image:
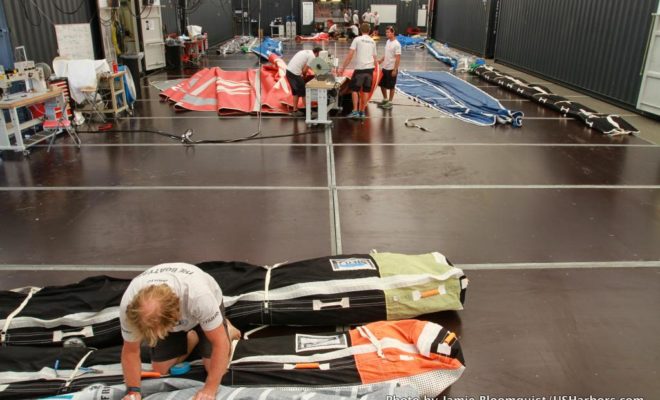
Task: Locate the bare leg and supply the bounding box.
[292,95,300,112]
[351,92,359,112]
[388,88,395,102]
[151,330,199,374]
[359,91,369,112]
[380,86,387,99]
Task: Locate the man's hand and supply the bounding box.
[338,67,345,75]
[392,68,398,76]
[193,387,217,400]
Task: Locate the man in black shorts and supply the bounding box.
[286,47,322,116]
[377,26,401,109]
[339,23,377,119]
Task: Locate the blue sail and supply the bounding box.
[397,71,524,127]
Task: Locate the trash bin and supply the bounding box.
[166,42,184,70]
[120,52,144,99]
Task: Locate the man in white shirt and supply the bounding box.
[339,23,378,119]
[343,9,350,25]
[348,23,359,39]
[352,10,359,25]
[286,47,322,116]
[372,12,380,35]
[328,23,339,39]
[362,9,372,24]
[119,263,240,400]
[378,26,402,109]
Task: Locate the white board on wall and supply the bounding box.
[371,4,397,24]
[55,23,94,60]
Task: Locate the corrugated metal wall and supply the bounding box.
[351,0,422,35]
[232,0,299,36]
[3,0,101,65]
[160,0,234,45]
[495,0,659,107]
[432,0,493,56]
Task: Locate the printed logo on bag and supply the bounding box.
[330,258,376,271]
[295,334,348,352]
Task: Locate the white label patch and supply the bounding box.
[330,258,376,271]
[295,334,348,352]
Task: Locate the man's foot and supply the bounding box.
[359,111,367,119]
[291,110,305,117]
[377,99,388,108]
[381,101,393,109]
[349,111,361,119]
[227,320,242,341]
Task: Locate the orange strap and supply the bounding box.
[294,362,321,369]
[420,288,440,298]
[141,371,162,378]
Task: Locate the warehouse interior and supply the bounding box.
[0,0,659,399]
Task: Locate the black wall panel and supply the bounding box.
[161,0,234,45]
[3,0,101,65]
[433,0,494,56]
[494,0,659,107]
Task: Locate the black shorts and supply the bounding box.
[379,69,397,90]
[286,70,306,97]
[350,69,374,92]
[150,325,212,362]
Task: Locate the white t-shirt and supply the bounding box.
[349,25,359,36]
[382,38,402,70]
[350,34,377,70]
[343,13,350,23]
[287,50,315,76]
[352,13,359,24]
[119,263,224,342]
[373,14,379,25]
[362,12,371,23]
[328,24,338,34]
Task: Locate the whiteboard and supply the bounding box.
[55,24,95,60]
[371,4,397,24]
[417,9,427,27]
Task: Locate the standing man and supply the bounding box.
[352,10,359,26]
[372,12,380,35]
[378,26,401,109]
[286,47,322,116]
[119,263,241,400]
[343,8,350,25]
[362,9,372,24]
[347,23,359,39]
[339,23,378,119]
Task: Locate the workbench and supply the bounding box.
[0,88,66,154]
[305,76,347,125]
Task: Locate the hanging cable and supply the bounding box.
[21,1,42,27]
[53,0,87,15]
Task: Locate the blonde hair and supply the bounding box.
[126,284,180,347]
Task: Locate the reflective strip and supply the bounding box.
[0,306,120,330]
[416,322,441,357]
[180,94,217,107]
[190,77,216,96]
[226,387,245,400]
[357,326,384,358]
[223,267,464,307]
[1,287,41,343]
[0,362,148,384]
[231,337,417,365]
[257,388,273,400]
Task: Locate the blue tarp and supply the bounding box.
[396,34,425,48]
[251,37,283,59]
[424,42,457,70]
[397,71,523,127]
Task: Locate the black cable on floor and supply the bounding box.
[74,128,324,144]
